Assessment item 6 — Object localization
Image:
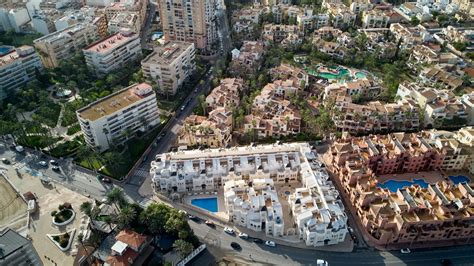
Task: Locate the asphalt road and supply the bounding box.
[189,218,474,266]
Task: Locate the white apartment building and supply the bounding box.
[224,179,284,237]
[83,30,142,76]
[34,23,98,68]
[0,45,42,101]
[0,7,30,33]
[150,142,347,246]
[362,9,389,29]
[76,83,160,151]
[141,41,195,96]
[326,3,356,29]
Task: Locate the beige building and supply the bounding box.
[0,45,42,100]
[141,41,196,96]
[33,23,99,68]
[177,108,233,148]
[361,9,389,29]
[205,78,247,110]
[105,0,147,28]
[83,30,142,76]
[158,0,217,50]
[108,12,140,33]
[327,132,474,247]
[76,83,160,151]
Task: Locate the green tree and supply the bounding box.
[115,205,137,229]
[106,187,127,210]
[173,239,194,258]
[139,203,171,234]
[410,16,420,26]
[80,202,93,217]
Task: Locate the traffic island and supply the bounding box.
[47,229,76,252]
[51,204,76,226]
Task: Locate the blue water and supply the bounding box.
[0,46,12,55]
[377,178,429,192]
[449,175,470,184]
[191,198,218,212]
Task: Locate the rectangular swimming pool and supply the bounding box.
[191,197,218,212]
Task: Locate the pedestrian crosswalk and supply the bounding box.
[133,168,150,178]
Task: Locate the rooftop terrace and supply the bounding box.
[77,83,153,121]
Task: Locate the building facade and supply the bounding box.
[151,142,347,246]
[33,23,98,68]
[83,30,142,76]
[141,41,196,96]
[76,83,160,151]
[158,0,217,50]
[0,45,42,101]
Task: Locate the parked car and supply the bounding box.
[1,158,11,164]
[316,259,329,266]
[230,242,241,250]
[101,177,112,183]
[238,233,248,239]
[38,161,48,167]
[52,166,60,172]
[265,241,276,247]
[205,220,215,227]
[224,227,235,235]
[15,146,24,153]
[180,105,186,111]
[400,248,411,254]
[49,160,58,165]
[253,238,263,244]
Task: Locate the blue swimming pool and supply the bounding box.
[0,46,13,55]
[191,197,218,212]
[449,175,470,184]
[377,178,429,192]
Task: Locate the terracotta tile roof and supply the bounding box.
[105,248,139,266]
[115,229,148,251]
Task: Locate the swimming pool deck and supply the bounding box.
[183,190,228,220]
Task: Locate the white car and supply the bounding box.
[238,232,248,239]
[38,161,48,167]
[316,259,329,266]
[49,160,58,165]
[265,241,276,247]
[223,227,235,235]
[400,248,411,254]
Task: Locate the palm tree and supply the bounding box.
[106,187,126,210]
[80,202,92,217]
[115,205,137,229]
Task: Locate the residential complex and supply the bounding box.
[141,41,196,96]
[230,41,265,77]
[157,0,217,50]
[244,79,301,138]
[205,78,247,110]
[33,23,99,68]
[108,12,140,34]
[151,142,348,246]
[83,30,142,76]
[326,131,474,246]
[0,45,42,101]
[76,83,160,151]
